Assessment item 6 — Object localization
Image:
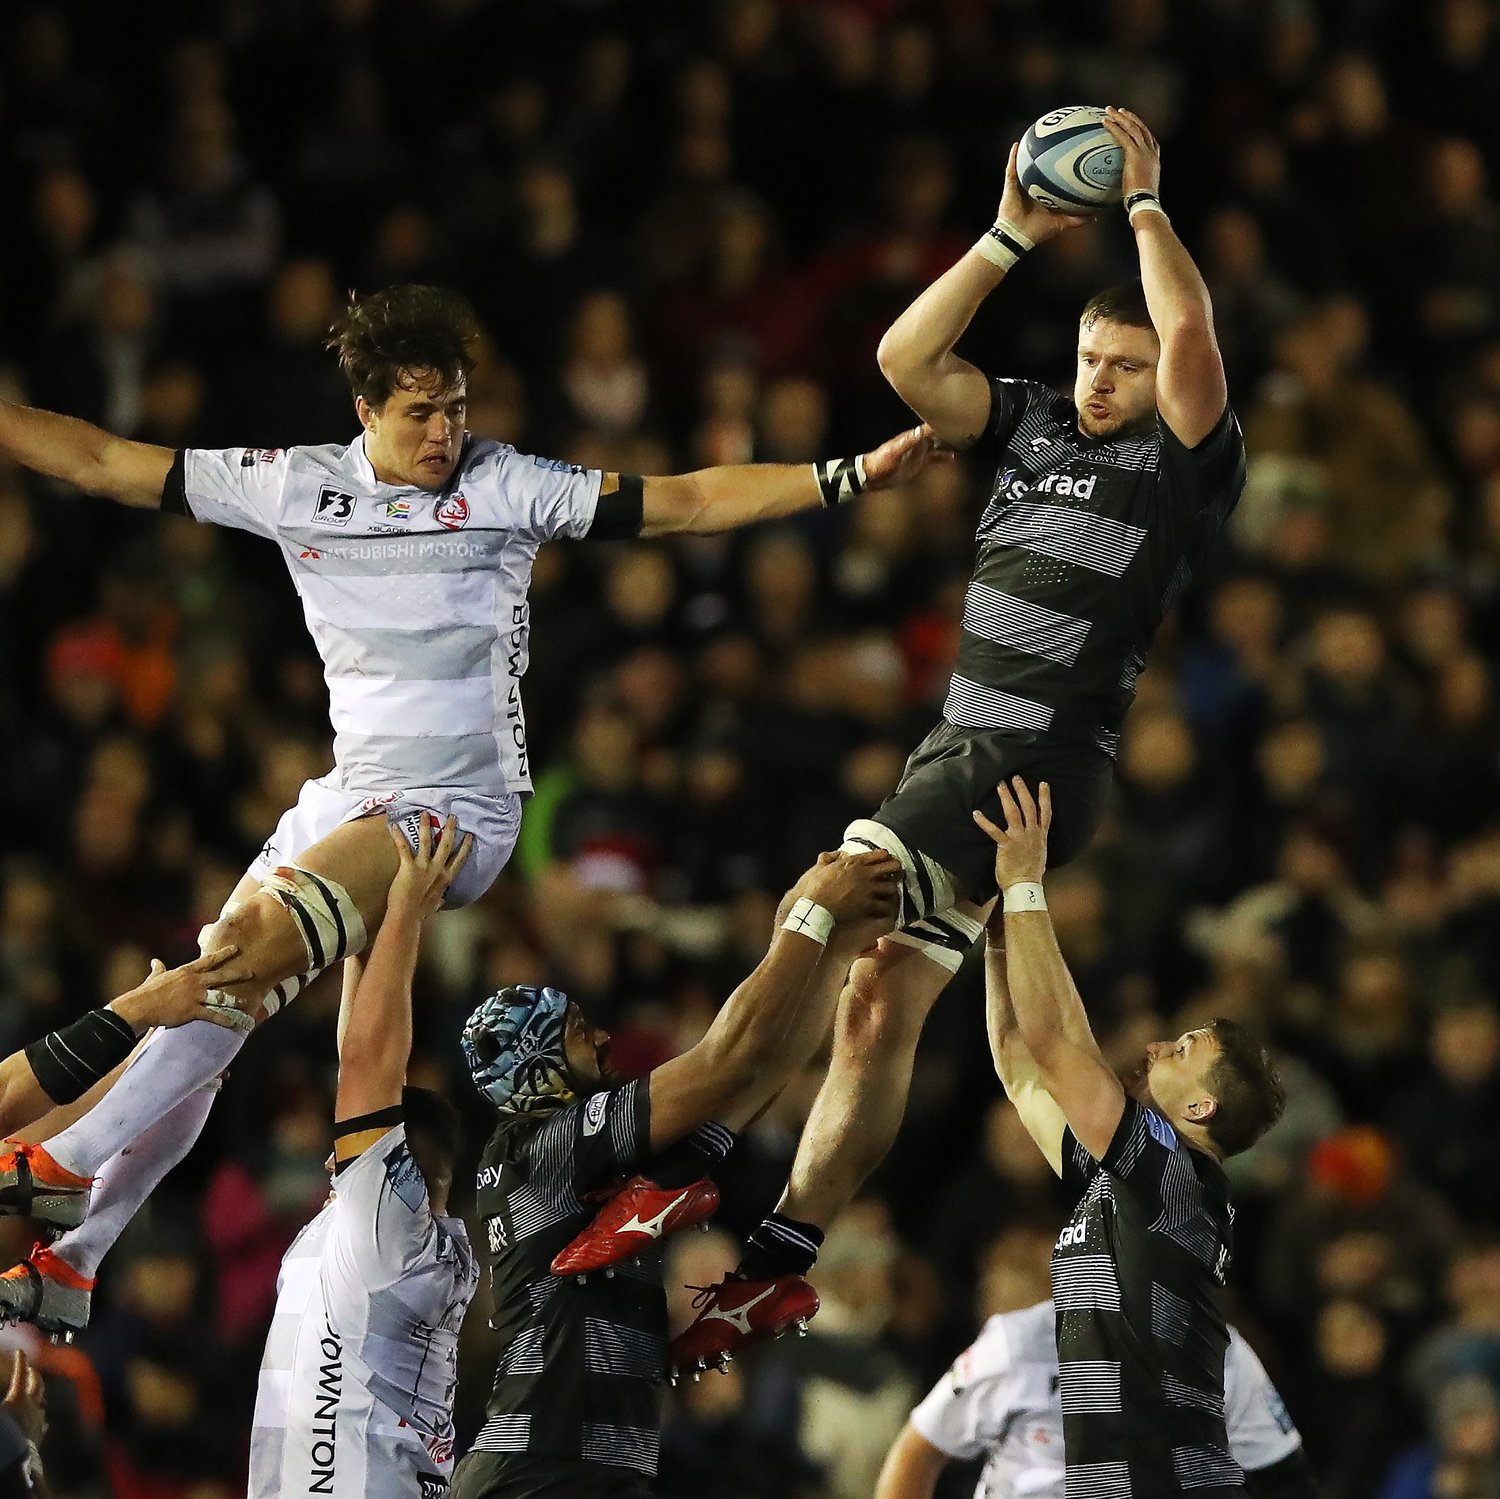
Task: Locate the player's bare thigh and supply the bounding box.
[204,814,402,1004]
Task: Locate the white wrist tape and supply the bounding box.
[1002,882,1047,914]
[974,219,1035,271]
[782,898,835,946]
[1126,192,1169,225]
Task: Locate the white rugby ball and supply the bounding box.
[1017,105,1124,212]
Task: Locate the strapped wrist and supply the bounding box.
[1002,881,1047,914]
[1125,190,1168,225]
[974,219,1035,271]
[782,897,835,947]
[813,454,867,508]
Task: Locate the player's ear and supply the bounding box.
[1185,1094,1218,1123]
[356,395,376,432]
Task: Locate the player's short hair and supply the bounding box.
[403,1085,462,1177]
[1080,278,1154,333]
[326,284,481,407]
[1202,1019,1285,1157]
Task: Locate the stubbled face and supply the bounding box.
[1130,1027,1221,1128]
[564,1003,620,1092]
[359,368,467,490]
[1074,318,1160,440]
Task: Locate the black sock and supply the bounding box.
[649,1120,736,1189]
[737,1212,825,1280]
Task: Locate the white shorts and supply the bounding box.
[246,774,523,911]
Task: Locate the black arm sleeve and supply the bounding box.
[26,1009,138,1104]
[1245,1448,1323,1499]
[586,473,644,539]
[160,449,190,516]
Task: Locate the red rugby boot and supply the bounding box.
[552,1176,720,1278]
[667,1274,818,1380]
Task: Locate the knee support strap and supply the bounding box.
[262,864,368,973]
[886,908,985,975]
[841,819,959,927]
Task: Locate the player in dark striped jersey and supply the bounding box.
[652,109,1254,1369]
[978,775,1283,1496]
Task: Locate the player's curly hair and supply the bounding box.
[326,284,481,407]
[1202,1019,1286,1157]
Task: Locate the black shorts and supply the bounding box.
[873,723,1114,902]
[451,1451,652,1499]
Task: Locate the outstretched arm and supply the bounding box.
[975,778,1124,1162]
[876,142,1087,447]
[1102,108,1228,449]
[985,927,1067,1177]
[0,400,174,508]
[646,851,899,1149]
[332,818,470,1164]
[636,424,949,536]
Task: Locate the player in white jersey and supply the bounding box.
[251,814,478,1498]
[0,284,946,1331]
[876,1300,1320,1499]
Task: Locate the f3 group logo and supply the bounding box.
[315,486,357,526]
[434,492,469,530]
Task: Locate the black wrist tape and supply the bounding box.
[26,1009,138,1105]
[814,456,866,508]
[334,1105,404,1141]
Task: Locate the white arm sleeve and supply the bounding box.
[462,443,603,541]
[910,1319,1020,1461]
[1225,1327,1304,1473]
[179,447,289,539]
[323,1124,437,1295]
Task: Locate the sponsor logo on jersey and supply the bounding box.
[315,486,357,526]
[1055,1221,1087,1249]
[382,498,413,520]
[486,1215,508,1253]
[307,1314,342,1494]
[399,809,448,855]
[385,1141,428,1213]
[240,446,282,467]
[475,1165,504,1192]
[299,547,322,560]
[434,492,469,530]
[996,468,1098,505]
[530,455,584,475]
[582,1092,609,1137]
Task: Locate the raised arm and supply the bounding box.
[635,424,948,536]
[975,778,1125,1162]
[1102,108,1228,448]
[985,928,1067,1177]
[332,818,469,1164]
[646,851,899,1148]
[0,400,174,509]
[876,143,1087,448]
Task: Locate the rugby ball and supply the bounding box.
[1017,106,1124,213]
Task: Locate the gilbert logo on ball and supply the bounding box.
[1017,105,1124,212]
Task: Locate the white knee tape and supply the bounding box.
[887,908,985,974]
[262,865,368,973]
[842,818,958,925]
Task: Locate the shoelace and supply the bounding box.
[685,1281,725,1310]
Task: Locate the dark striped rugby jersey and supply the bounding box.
[1053,1099,1241,1498]
[952,379,1246,755]
[469,1080,664,1496]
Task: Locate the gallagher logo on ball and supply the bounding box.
[434,492,469,530]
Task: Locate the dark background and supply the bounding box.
[1,2,1498,1496]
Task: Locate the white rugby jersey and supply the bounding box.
[911,1301,1302,1498]
[250,1124,479,1499]
[173,436,606,797]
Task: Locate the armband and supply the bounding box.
[26,1008,139,1105]
[781,898,835,947]
[974,219,1035,271]
[1002,882,1047,914]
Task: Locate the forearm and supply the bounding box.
[645,463,823,536]
[697,930,825,1076]
[878,252,1006,381]
[335,910,419,1113]
[874,1424,948,1499]
[0,401,160,505]
[1002,910,1092,1061]
[1131,214,1214,337]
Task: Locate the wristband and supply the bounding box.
[781,897,835,947]
[1002,882,1047,914]
[24,1441,43,1483]
[813,454,867,508]
[1125,190,1168,225]
[26,1007,139,1105]
[974,219,1035,271]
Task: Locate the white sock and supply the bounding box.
[51,1082,218,1280]
[44,1020,244,1178]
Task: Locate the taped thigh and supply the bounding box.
[886,906,984,975]
[261,864,368,972]
[842,818,959,927]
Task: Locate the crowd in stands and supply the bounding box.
[1,2,1499,1495]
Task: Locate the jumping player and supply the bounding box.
[979,776,1283,1495]
[451,849,898,1499]
[249,815,478,1497]
[877,1300,1320,1499]
[0,284,943,1329]
[660,108,1251,1362]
